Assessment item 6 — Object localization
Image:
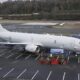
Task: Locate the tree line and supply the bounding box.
[0,0,80,20]
[0,0,80,14]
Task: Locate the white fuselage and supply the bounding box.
[0,31,80,52]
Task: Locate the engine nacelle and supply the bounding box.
[25,44,40,53]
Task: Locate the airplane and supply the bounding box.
[22,22,65,26]
[22,22,58,26]
[0,24,80,54]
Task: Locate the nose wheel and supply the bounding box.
[69,51,77,56]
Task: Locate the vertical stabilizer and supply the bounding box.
[0,24,9,32]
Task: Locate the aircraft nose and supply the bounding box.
[74,46,80,51]
[74,39,80,51]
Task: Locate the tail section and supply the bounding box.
[0,24,9,32]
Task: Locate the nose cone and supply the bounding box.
[74,46,80,51]
[74,39,80,51]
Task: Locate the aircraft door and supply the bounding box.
[56,37,75,50]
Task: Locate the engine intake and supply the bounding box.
[25,44,40,53]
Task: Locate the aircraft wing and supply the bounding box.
[0,42,43,46]
[0,42,44,53]
[0,42,26,45]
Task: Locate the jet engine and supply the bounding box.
[25,44,41,53]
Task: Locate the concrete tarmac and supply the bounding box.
[2,22,80,35]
